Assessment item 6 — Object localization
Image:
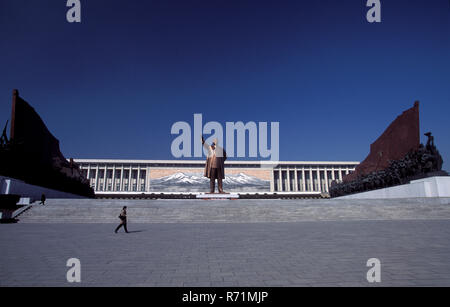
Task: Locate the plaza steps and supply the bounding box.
[16,197,450,223]
[12,204,33,219]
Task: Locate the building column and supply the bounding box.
[339,167,343,181]
[279,169,283,191]
[316,168,321,192]
[270,170,275,192]
[128,165,132,192]
[294,168,298,192]
[120,165,124,191]
[302,168,306,192]
[103,165,107,191]
[279,168,283,192]
[137,166,141,192]
[111,165,116,192]
[95,165,99,191]
[309,168,313,191]
[286,168,291,192]
[324,167,329,193]
[146,166,151,192]
[87,164,91,181]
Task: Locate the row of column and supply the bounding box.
[79,163,354,193]
[82,165,150,192]
[272,167,352,193]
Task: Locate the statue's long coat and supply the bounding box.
[203,142,227,179]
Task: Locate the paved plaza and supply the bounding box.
[1,218,450,286]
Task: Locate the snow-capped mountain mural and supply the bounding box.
[149,172,270,192]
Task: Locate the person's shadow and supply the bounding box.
[126,230,145,233]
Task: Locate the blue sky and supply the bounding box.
[0,0,449,169]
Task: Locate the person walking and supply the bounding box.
[115,206,129,233]
[39,194,46,205]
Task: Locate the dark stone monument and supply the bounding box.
[330,102,447,198]
[345,101,420,182]
[0,89,94,198]
[0,194,22,223]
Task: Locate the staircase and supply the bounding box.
[15,197,450,223]
[12,204,33,219]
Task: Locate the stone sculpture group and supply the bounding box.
[330,133,445,198]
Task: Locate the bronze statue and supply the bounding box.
[424,132,434,150]
[0,121,8,147]
[202,135,227,193]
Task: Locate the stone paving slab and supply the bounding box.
[1,220,450,287]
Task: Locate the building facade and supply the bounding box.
[75,159,359,194]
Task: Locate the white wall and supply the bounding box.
[1,176,86,202]
[338,176,450,199]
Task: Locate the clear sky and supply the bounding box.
[1,0,449,168]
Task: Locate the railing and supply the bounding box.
[12,205,33,219]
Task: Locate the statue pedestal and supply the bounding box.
[196,193,239,200]
[337,176,450,199]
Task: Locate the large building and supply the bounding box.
[75,159,359,195]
